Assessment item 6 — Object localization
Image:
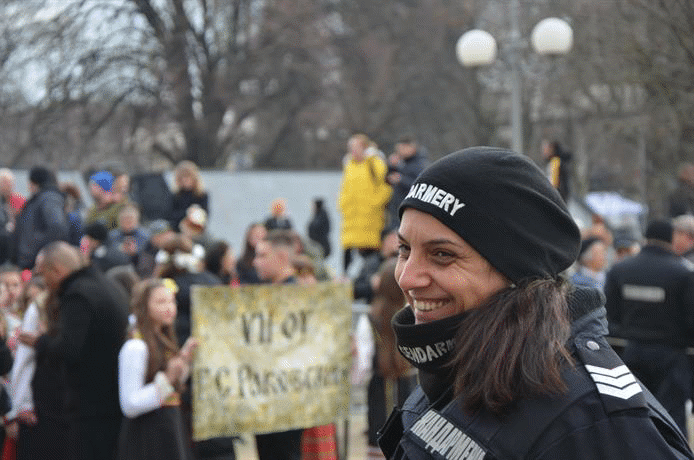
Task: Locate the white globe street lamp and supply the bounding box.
[456,8,573,155]
[532,18,573,55]
[455,30,497,67]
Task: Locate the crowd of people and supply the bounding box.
[0,141,692,460]
[0,158,344,460]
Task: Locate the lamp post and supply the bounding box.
[456,2,573,155]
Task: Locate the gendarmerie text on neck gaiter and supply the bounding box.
[391,306,469,404]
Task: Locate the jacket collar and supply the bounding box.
[567,285,608,341]
[57,265,94,297]
[642,242,674,255]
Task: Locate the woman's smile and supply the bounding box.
[395,209,509,324]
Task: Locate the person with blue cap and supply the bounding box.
[84,170,125,231]
[377,147,693,459]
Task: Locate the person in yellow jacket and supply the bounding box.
[338,134,393,274]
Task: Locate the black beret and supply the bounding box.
[399,147,581,283]
[645,220,673,244]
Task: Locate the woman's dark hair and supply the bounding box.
[44,291,62,336]
[131,279,181,389]
[60,182,82,201]
[205,240,229,276]
[371,258,410,380]
[17,274,47,318]
[105,265,141,299]
[239,222,264,268]
[452,277,574,415]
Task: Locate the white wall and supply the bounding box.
[13,170,345,275]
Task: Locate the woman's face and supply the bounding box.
[177,171,196,191]
[0,272,22,306]
[221,247,236,274]
[348,137,366,161]
[148,285,177,328]
[248,225,267,248]
[395,209,509,324]
[118,209,139,232]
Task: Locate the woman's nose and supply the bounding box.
[395,254,429,291]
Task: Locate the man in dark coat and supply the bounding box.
[668,162,694,218]
[22,241,129,460]
[353,226,399,304]
[12,166,68,269]
[604,220,694,432]
[541,139,573,202]
[307,198,331,258]
[386,135,428,226]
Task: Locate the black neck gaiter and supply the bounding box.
[391,306,468,403]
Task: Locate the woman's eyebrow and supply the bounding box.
[398,233,461,248]
[423,238,461,247]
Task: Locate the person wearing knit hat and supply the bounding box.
[604,218,694,434]
[85,170,123,231]
[570,236,608,290]
[89,170,114,193]
[644,219,674,244]
[379,147,693,459]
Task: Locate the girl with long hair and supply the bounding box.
[236,222,266,285]
[4,275,47,460]
[170,160,209,230]
[117,278,198,460]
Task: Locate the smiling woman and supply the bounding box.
[395,210,509,324]
[377,147,694,460]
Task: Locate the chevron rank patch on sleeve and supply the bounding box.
[585,364,643,400]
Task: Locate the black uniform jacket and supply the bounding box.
[378,287,694,460]
[604,244,694,346]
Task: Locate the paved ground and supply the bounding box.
[234,385,370,460]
